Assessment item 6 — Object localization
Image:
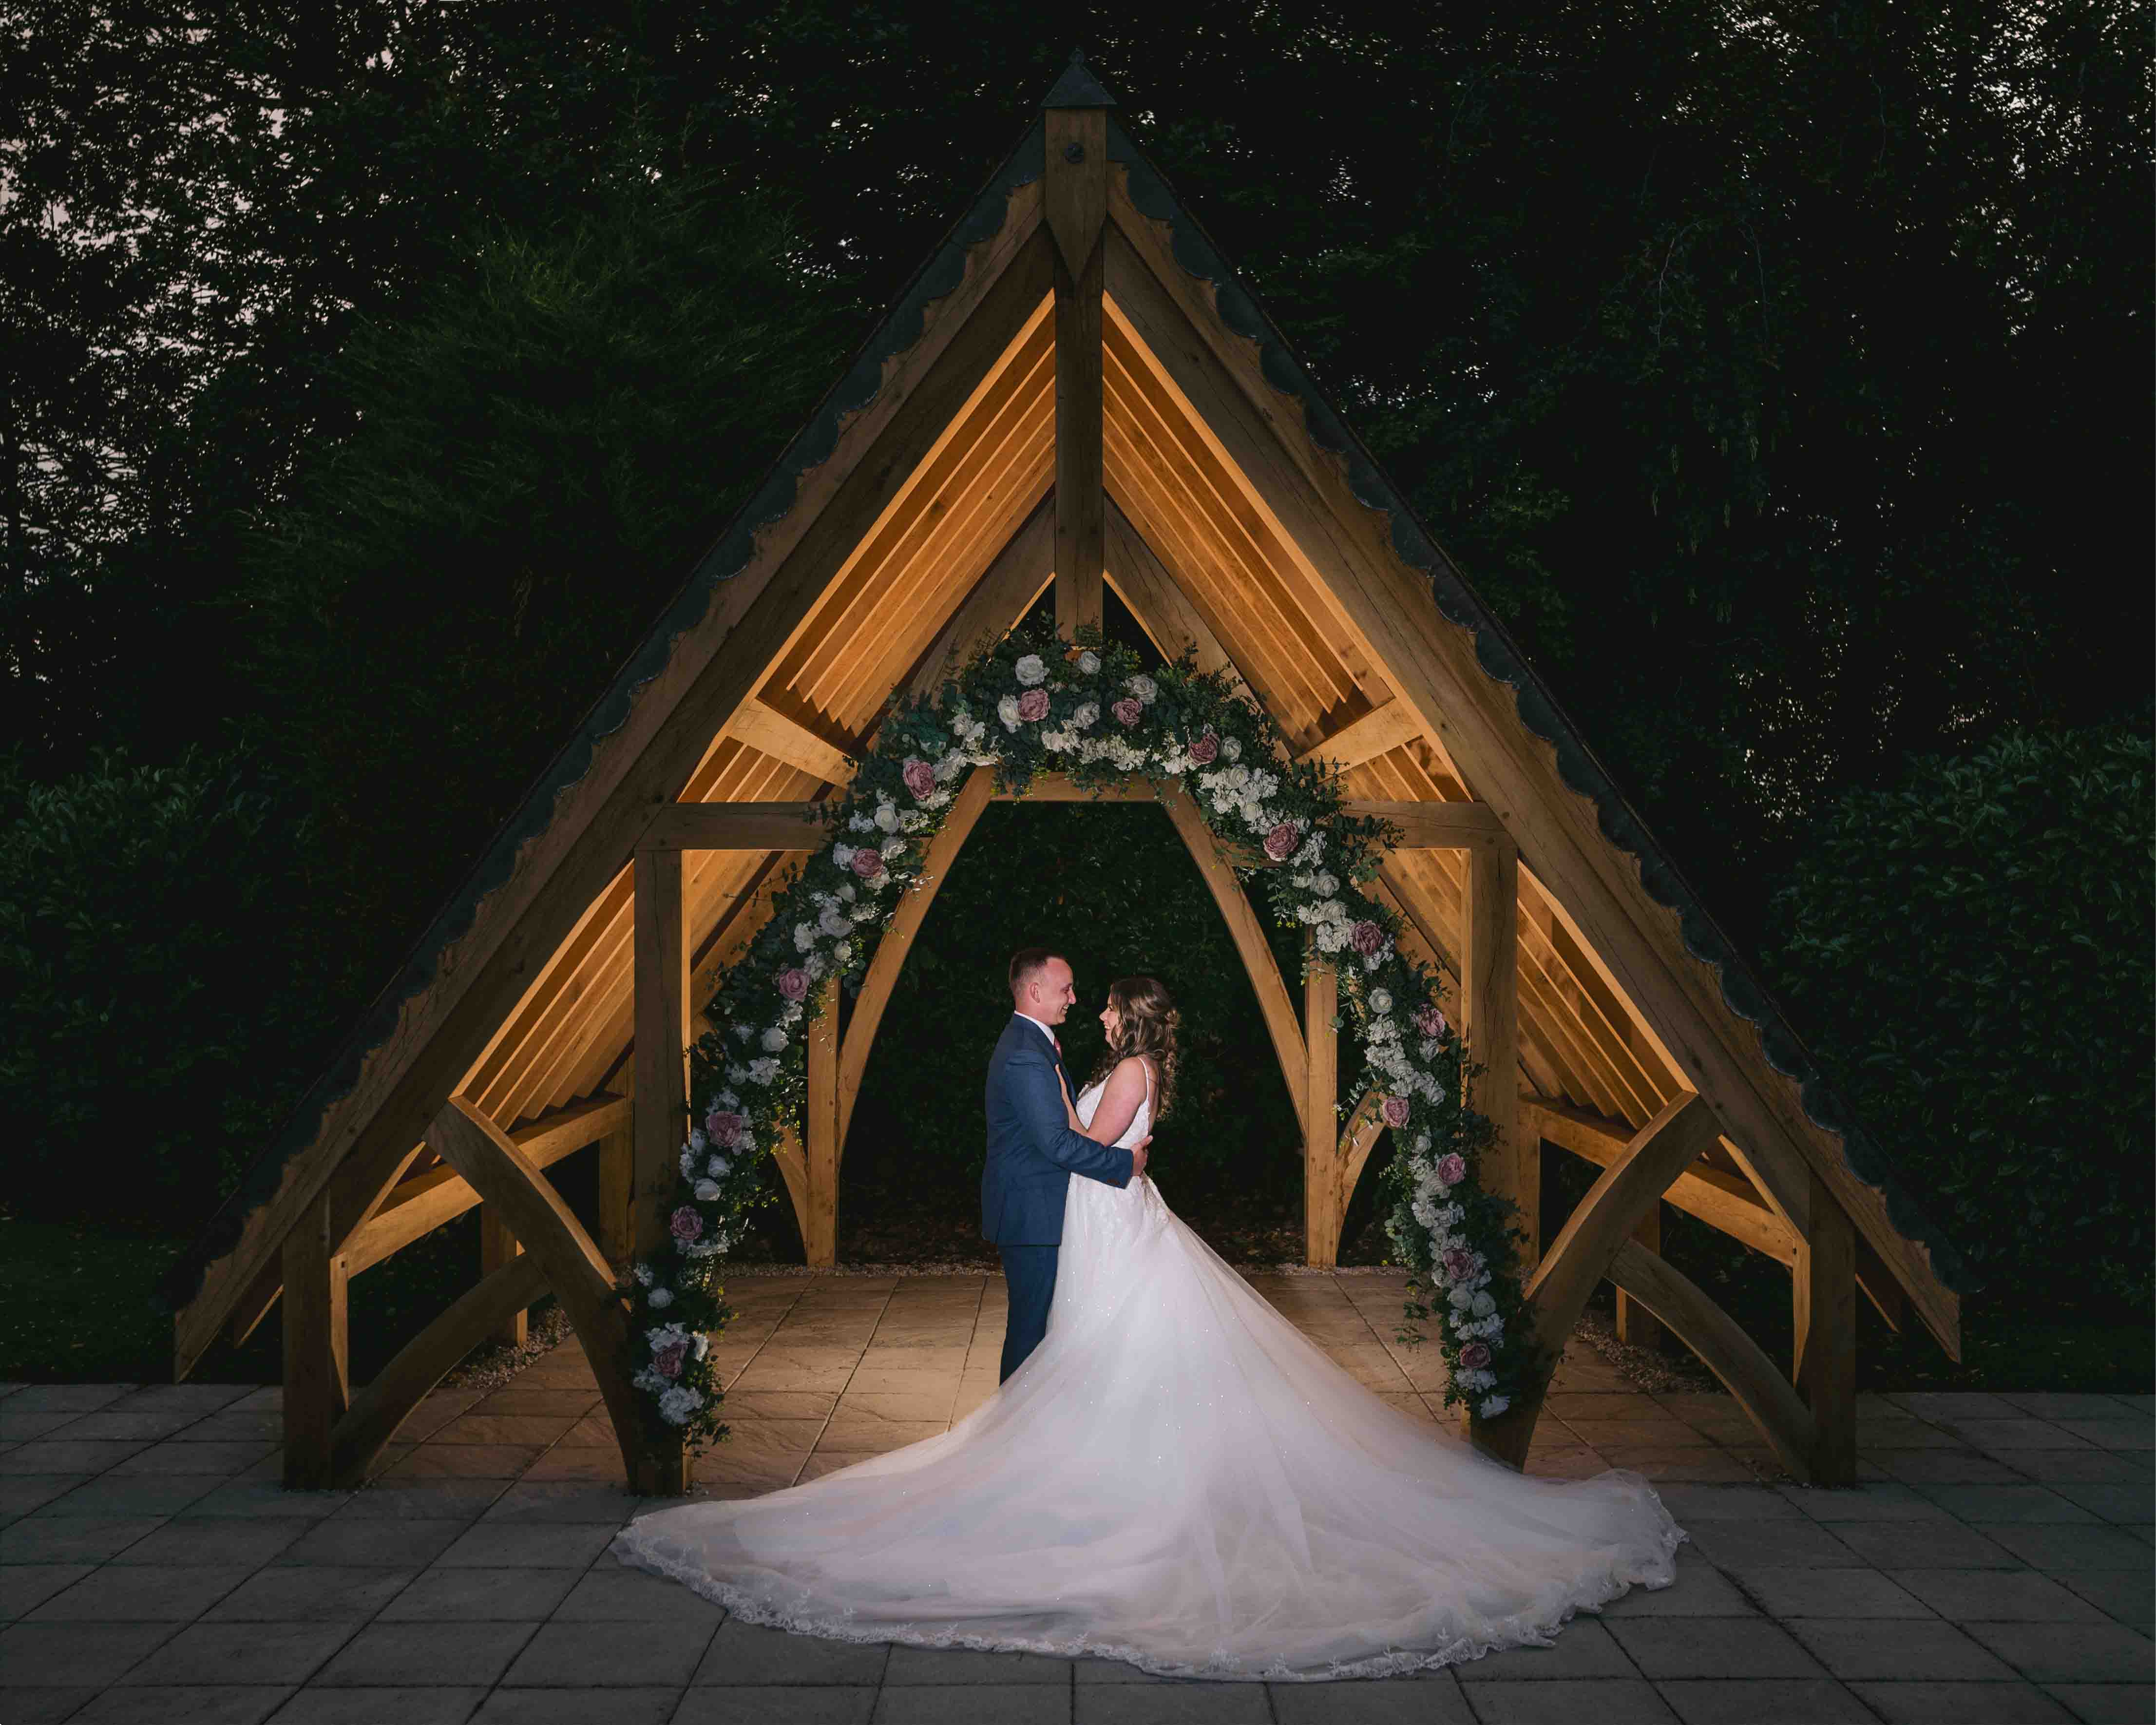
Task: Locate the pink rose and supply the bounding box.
[1435,1152,1468,1186]
[1443,1247,1476,1281]
[1414,1002,1449,1038]
[850,847,884,880]
[1381,1095,1412,1129]
[1112,696,1144,727]
[1016,688,1050,723]
[1262,821,1301,861]
[668,1205,704,1246]
[705,1110,745,1148]
[776,967,810,1002]
[652,1341,688,1380]
[1187,730,1220,765]
[900,756,935,800]
[1459,1342,1492,1370]
[1350,920,1385,957]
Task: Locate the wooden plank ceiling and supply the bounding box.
[439,271,1737,1218]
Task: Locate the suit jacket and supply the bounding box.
[981,1015,1135,1245]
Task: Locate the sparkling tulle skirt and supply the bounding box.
[612,1170,1684,1680]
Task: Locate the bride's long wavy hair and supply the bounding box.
[1089,975,1179,1121]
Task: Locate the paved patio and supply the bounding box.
[2,1269,2149,1723]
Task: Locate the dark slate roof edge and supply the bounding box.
[164,120,1053,1316]
[1102,118,1973,1297]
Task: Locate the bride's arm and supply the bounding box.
[1074,1057,1149,1147]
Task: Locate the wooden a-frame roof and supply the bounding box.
[169,81,1971,1376]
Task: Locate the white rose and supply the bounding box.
[693,1180,721,1202]
[1014,653,1048,687]
[706,1154,732,1179]
[833,940,853,965]
[1221,736,1242,761]
[1077,649,1101,674]
[819,904,850,938]
[1072,701,1099,730]
[657,1386,704,1425]
[760,1027,788,1052]
[793,922,817,953]
[648,1286,674,1308]
[1368,988,1393,1016]
[1126,673,1158,704]
[874,802,899,833]
[997,694,1022,730]
[1471,1290,1496,1317]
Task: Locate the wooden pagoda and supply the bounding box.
[168,57,1968,1498]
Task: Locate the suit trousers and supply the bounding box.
[998,1244,1058,1381]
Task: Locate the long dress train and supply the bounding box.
[611,1071,1684,1680]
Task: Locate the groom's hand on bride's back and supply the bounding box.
[1129,1137,1150,1180]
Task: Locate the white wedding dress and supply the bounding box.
[612,1068,1684,1679]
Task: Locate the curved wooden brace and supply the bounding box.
[838,767,997,1148]
[1156,783,1308,1100]
[330,1250,550,1486]
[424,1096,660,1485]
[1471,1091,1721,1468]
[1607,1238,1817,1480]
[1308,1088,1387,1266]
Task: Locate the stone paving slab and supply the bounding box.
[0,1270,2148,1723]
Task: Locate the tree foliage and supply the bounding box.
[1765,724,2155,1309]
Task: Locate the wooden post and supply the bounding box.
[1302,944,1339,1267]
[631,844,691,1496]
[1045,69,1108,639]
[281,1191,349,1489]
[1617,1201,1669,1354]
[1462,836,1528,1265]
[597,1122,634,1270]
[478,1206,526,1351]
[804,976,841,1267]
[1794,1170,1858,1484]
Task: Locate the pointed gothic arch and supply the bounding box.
[169,60,1969,1501]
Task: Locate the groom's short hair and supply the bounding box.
[1009,947,1061,1000]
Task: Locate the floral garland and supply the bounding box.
[624,628,1536,1445]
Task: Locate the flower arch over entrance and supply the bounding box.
[629,628,1525,1447]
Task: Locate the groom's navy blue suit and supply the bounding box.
[982,1014,1135,1380]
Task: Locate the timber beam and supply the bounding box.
[1047,70,1108,637]
[726,698,858,784]
[1469,1092,1722,1470]
[1299,703,1424,772]
[638,803,827,853]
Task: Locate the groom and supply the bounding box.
[983,948,1149,1380]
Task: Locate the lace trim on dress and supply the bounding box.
[611,1489,1687,1683]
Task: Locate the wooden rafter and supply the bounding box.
[1099,189,1958,1356]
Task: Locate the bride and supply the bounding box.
[613,974,1683,1680]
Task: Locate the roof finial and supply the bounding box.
[1042,47,1117,109]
